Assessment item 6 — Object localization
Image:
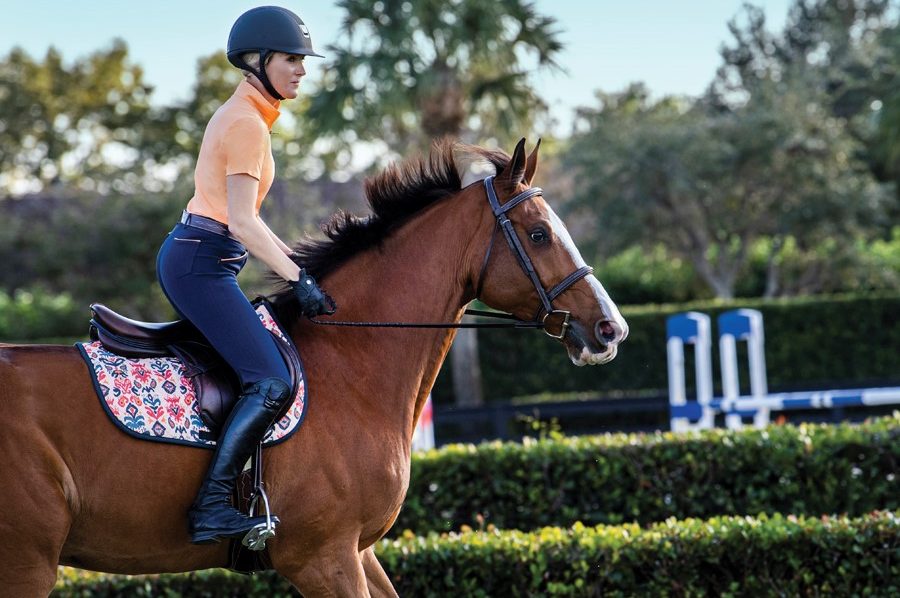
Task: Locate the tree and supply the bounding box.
[0,40,185,196]
[713,1,900,196]
[306,0,563,165]
[304,0,565,406]
[563,79,891,298]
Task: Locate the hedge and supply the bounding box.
[0,289,85,341]
[394,415,900,534]
[54,511,900,597]
[433,292,900,402]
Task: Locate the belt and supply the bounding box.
[180,211,235,239]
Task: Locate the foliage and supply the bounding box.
[592,244,712,305]
[54,511,900,597]
[715,1,900,191]
[0,190,188,320]
[562,80,894,298]
[0,41,181,196]
[0,288,84,341]
[431,292,900,403]
[306,0,564,165]
[558,0,900,299]
[395,415,900,534]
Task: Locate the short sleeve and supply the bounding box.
[223,117,270,180]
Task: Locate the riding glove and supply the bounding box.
[290,269,337,318]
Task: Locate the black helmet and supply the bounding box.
[227,6,324,100]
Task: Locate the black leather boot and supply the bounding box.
[188,377,291,544]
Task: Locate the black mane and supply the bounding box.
[269,139,510,321]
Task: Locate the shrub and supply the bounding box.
[55,511,900,597]
[395,415,900,534]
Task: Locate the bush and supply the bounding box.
[55,511,900,597]
[0,288,85,341]
[382,512,900,597]
[395,415,900,534]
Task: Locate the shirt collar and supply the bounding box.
[235,80,281,130]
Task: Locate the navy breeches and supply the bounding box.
[156,222,290,389]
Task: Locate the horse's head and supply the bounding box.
[457,139,628,365]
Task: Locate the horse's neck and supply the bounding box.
[304,193,490,444]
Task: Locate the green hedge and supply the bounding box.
[394,415,900,534]
[434,292,900,402]
[0,289,86,341]
[54,511,900,597]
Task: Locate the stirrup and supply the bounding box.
[243,484,276,551]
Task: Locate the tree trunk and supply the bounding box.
[450,322,484,407]
[763,236,784,298]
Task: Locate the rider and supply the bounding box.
[156,6,334,545]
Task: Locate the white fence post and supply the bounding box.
[718,309,769,430]
[667,312,714,431]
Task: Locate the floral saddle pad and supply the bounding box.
[76,304,307,449]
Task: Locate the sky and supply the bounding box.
[0,0,794,135]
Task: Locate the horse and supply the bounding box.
[0,138,628,597]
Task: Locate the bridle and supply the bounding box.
[473,175,593,339]
[308,175,593,339]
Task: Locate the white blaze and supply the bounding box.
[546,206,628,344]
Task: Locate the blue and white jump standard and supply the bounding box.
[667,308,900,431]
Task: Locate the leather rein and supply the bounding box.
[309,175,593,339]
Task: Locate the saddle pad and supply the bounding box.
[76,304,307,449]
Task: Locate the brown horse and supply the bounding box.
[0,139,627,597]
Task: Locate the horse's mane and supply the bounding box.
[269,138,510,321]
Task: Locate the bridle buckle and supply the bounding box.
[542,310,571,340]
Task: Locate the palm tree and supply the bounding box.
[308,0,563,151]
[306,0,564,407]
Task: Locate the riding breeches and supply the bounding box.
[156,222,290,389]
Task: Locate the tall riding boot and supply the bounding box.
[188,377,291,544]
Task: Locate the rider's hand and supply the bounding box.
[290,269,337,318]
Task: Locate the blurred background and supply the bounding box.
[1,0,898,443]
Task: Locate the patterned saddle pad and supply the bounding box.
[77,304,307,449]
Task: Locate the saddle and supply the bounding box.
[88,299,301,433]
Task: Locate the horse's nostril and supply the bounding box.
[595,320,620,345]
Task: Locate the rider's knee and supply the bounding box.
[246,377,292,410]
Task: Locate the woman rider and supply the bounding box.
[156,6,334,545]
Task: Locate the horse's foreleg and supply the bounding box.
[278,545,370,598]
[361,546,398,598]
[0,468,72,598]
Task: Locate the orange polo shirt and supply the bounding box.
[185,80,280,225]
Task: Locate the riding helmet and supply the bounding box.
[226,6,324,99]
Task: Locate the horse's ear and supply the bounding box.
[524,138,541,186]
[503,138,528,188]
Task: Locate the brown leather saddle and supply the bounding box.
[88,299,301,434]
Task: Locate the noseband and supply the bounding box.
[475,175,593,339]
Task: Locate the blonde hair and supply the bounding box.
[240,52,274,78]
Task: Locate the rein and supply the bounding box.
[308,176,592,339]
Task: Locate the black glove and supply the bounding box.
[290,269,337,318]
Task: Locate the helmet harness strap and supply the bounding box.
[249,49,285,101]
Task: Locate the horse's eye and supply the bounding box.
[529,229,548,244]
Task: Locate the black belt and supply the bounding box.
[180,211,235,239]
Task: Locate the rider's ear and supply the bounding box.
[524,138,541,186]
[503,138,527,189]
